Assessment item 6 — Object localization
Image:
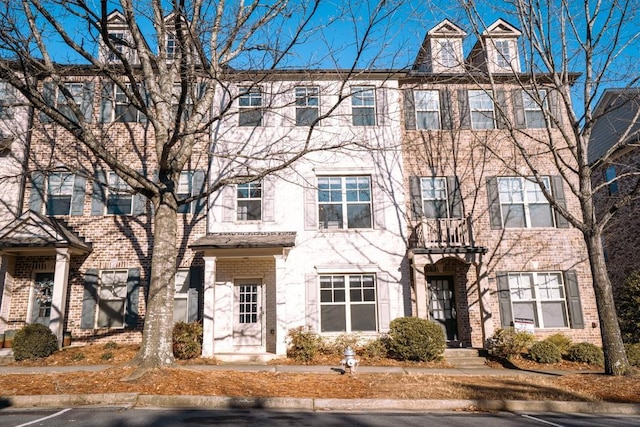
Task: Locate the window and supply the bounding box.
[176,172,192,214]
[351,86,376,126]
[320,274,377,332]
[166,33,177,59]
[239,87,263,126]
[469,90,495,129]
[114,84,146,122]
[523,90,547,128]
[97,270,128,328]
[0,81,15,119]
[107,32,125,61]
[420,177,448,218]
[237,181,262,221]
[47,172,75,215]
[508,272,569,328]
[295,86,319,126]
[439,40,456,67]
[498,176,553,228]
[58,83,84,120]
[107,172,133,215]
[495,40,511,68]
[605,166,619,195]
[32,272,54,325]
[173,269,190,323]
[414,90,441,129]
[318,176,372,229]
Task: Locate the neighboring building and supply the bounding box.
[589,88,640,293]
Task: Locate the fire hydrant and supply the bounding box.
[340,346,358,375]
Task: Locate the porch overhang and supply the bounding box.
[190,231,296,257]
[408,246,488,265]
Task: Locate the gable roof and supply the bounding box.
[427,19,466,38]
[482,18,522,37]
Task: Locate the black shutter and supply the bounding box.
[551,175,570,228]
[458,89,470,129]
[513,89,526,128]
[70,174,86,216]
[564,270,585,329]
[192,170,206,214]
[100,81,113,123]
[29,171,44,213]
[80,269,99,329]
[188,266,203,322]
[495,89,508,129]
[409,176,423,219]
[39,82,55,123]
[447,176,462,218]
[91,170,107,215]
[403,89,416,130]
[440,89,453,130]
[486,177,503,229]
[496,272,513,328]
[81,82,95,122]
[125,268,141,329]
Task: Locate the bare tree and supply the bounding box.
[0,0,402,377]
[456,0,640,375]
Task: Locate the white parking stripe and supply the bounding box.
[521,414,566,427]
[14,408,72,427]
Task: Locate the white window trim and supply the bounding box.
[420,176,449,217]
[96,269,128,329]
[523,89,547,128]
[498,176,553,228]
[317,175,372,230]
[295,86,320,126]
[106,172,134,216]
[238,86,263,126]
[351,86,376,126]
[508,271,569,329]
[414,90,441,130]
[438,40,457,68]
[318,273,378,333]
[495,40,511,68]
[47,172,75,216]
[468,90,495,129]
[173,268,190,323]
[236,180,262,221]
[113,83,146,123]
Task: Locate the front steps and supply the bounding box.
[444,348,487,368]
[214,352,280,364]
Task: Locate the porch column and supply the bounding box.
[476,261,494,346]
[202,255,216,357]
[412,259,429,319]
[0,254,16,332]
[50,248,70,347]
[274,254,287,356]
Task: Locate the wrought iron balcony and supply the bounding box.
[414,216,475,249]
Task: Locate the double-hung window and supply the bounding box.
[107,172,133,215]
[508,272,569,328]
[173,269,190,323]
[604,166,619,195]
[295,86,319,126]
[495,40,511,68]
[107,32,125,61]
[318,176,372,229]
[414,90,441,130]
[47,172,75,215]
[58,83,84,120]
[351,86,376,126]
[238,87,263,126]
[237,181,262,221]
[0,81,15,119]
[523,90,547,128]
[114,84,146,122]
[468,90,495,129]
[177,172,192,214]
[319,274,377,332]
[439,40,456,67]
[498,176,553,228]
[420,177,448,218]
[97,270,128,328]
[166,33,177,59]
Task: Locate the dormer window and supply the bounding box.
[495,40,511,68]
[167,33,176,59]
[108,33,125,62]
[439,40,456,68]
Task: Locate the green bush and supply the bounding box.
[543,333,572,356]
[100,351,114,361]
[361,337,389,361]
[103,341,118,350]
[286,326,320,363]
[616,272,640,343]
[566,342,604,365]
[624,343,640,367]
[172,321,203,360]
[528,340,562,364]
[12,323,58,361]
[486,328,535,360]
[386,317,445,362]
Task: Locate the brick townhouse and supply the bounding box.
[0,13,602,356]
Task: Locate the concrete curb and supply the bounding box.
[3,394,640,415]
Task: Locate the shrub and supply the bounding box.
[386,317,445,362]
[486,328,535,360]
[361,337,389,361]
[172,321,203,360]
[566,342,604,365]
[528,340,562,364]
[71,352,86,362]
[12,323,58,361]
[100,351,114,361]
[624,343,640,367]
[286,326,320,363]
[543,333,572,356]
[103,341,118,350]
[616,272,640,343]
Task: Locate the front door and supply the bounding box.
[233,279,264,349]
[32,272,54,326]
[428,276,458,342]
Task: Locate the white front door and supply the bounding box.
[233,279,264,349]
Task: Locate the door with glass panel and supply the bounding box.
[428,276,458,342]
[31,272,54,326]
[233,279,264,348]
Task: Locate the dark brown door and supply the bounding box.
[428,276,457,341]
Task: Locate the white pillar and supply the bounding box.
[202,256,216,357]
[274,254,287,356]
[50,248,70,347]
[477,262,494,346]
[413,260,429,319]
[0,254,16,332]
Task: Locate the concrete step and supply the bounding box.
[214,353,279,364]
[444,348,487,368]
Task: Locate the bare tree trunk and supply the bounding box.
[585,230,632,376]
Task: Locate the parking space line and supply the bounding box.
[521,414,566,427]
[14,408,72,427]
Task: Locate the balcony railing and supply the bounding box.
[415,216,474,248]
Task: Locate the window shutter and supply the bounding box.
[403,89,416,130]
[495,89,508,129]
[132,171,146,215]
[138,84,149,123]
[447,176,462,218]
[81,82,95,123]
[305,274,318,332]
[91,170,107,215]
[39,82,55,123]
[440,89,453,130]
[125,268,141,329]
[409,176,423,220]
[486,177,503,229]
[262,175,275,222]
[551,175,570,228]
[191,170,206,214]
[549,90,563,127]
[100,82,113,123]
[513,89,526,128]
[373,178,385,230]
[188,266,203,322]
[70,174,86,216]
[376,273,391,331]
[376,87,387,126]
[564,270,584,329]
[29,171,44,213]
[80,269,99,329]
[221,185,234,222]
[304,183,317,230]
[496,272,513,328]
[458,89,471,129]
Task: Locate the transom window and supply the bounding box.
[495,40,511,68]
[414,90,441,130]
[173,269,190,323]
[97,270,128,328]
[420,177,448,218]
[47,172,75,215]
[508,272,568,328]
[523,90,547,128]
[468,90,495,129]
[318,176,372,229]
[295,86,319,126]
[237,181,262,221]
[351,86,376,126]
[319,274,377,332]
[498,176,553,228]
[438,40,456,67]
[238,87,263,126]
[107,172,133,215]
